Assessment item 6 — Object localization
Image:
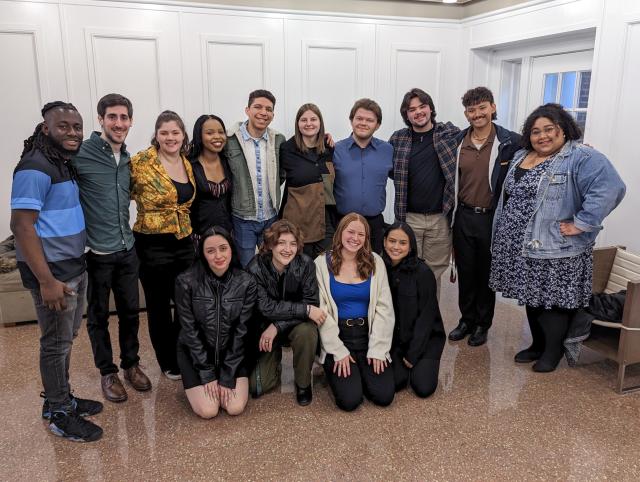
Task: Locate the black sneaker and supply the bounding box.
[48,411,103,442]
[41,392,104,419]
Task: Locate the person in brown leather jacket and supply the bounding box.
[174,226,257,419]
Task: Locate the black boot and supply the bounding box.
[515,306,545,363]
[533,308,569,373]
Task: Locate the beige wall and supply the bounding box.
[183,0,532,20]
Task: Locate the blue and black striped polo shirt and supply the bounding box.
[11,148,86,289]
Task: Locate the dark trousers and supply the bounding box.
[135,233,194,373]
[392,351,440,398]
[31,272,87,413]
[452,207,495,329]
[323,351,395,411]
[337,212,385,254]
[525,305,574,364]
[86,248,140,376]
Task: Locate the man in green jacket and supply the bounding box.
[225,89,286,266]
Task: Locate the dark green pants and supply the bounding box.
[250,321,318,396]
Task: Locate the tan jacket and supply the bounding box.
[314,252,395,363]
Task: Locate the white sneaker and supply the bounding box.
[163,370,182,381]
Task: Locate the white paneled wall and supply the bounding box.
[0,0,638,250]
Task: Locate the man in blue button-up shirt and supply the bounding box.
[333,98,393,253]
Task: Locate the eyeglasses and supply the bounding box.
[530,125,559,138]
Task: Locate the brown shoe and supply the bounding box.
[101,373,128,403]
[124,364,152,392]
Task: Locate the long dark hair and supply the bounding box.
[21,101,80,180]
[192,226,241,285]
[188,114,228,160]
[521,103,582,150]
[382,222,421,271]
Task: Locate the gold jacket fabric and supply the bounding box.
[131,146,195,239]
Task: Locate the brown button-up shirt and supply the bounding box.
[458,125,496,209]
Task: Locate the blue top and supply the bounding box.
[329,272,371,319]
[332,136,393,217]
[11,149,87,289]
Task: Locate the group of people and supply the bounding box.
[10,85,625,443]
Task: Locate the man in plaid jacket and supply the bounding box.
[389,88,460,290]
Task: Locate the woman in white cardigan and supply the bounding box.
[315,212,395,411]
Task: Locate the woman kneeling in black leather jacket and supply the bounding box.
[175,226,257,418]
[246,220,326,406]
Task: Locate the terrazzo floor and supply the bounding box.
[1,280,639,481]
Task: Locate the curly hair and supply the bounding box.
[461,87,497,120]
[330,213,375,279]
[521,103,582,150]
[259,219,304,254]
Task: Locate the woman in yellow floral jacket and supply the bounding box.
[131,110,196,380]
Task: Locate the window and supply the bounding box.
[542,70,591,137]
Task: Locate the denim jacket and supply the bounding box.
[493,141,625,259]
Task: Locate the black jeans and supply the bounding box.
[452,206,495,329]
[391,349,440,398]
[323,351,395,412]
[86,248,141,376]
[135,233,194,373]
[31,272,87,413]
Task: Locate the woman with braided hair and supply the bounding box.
[11,101,104,442]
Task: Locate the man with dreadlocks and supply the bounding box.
[10,101,104,442]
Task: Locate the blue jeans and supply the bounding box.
[232,215,277,266]
[31,272,88,413]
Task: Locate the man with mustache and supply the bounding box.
[73,94,151,403]
[10,101,104,442]
[448,87,521,347]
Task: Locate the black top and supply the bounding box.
[172,179,195,205]
[387,261,445,364]
[407,129,445,214]
[189,157,233,234]
[280,138,333,188]
[175,266,257,388]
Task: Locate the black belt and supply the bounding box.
[459,202,492,214]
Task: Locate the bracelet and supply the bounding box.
[306,304,311,317]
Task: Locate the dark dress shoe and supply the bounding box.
[468,326,489,347]
[124,364,152,392]
[101,373,128,402]
[514,348,542,363]
[296,384,312,406]
[448,322,471,341]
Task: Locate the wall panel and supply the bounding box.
[285,19,376,140]
[181,12,284,134]
[62,4,182,155]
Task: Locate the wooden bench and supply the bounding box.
[583,246,640,393]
